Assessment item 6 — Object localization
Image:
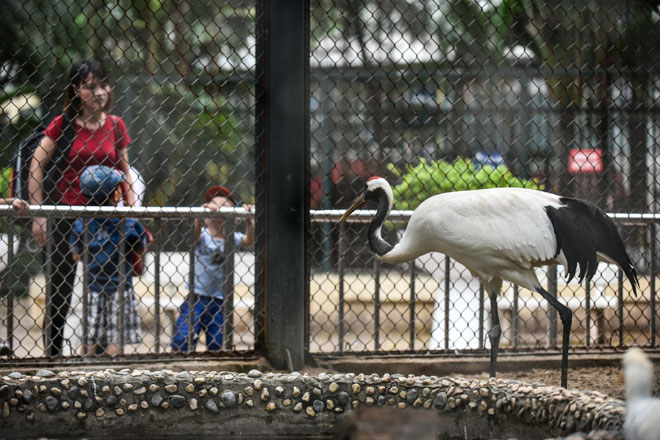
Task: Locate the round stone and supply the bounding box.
[433,392,447,409]
[247,370,262,378]
[36,369,55,378]
[406,389,419,405]
[105,395,118,407]
[292,387,301,398]
[44,396,59,412]
[305,406,316,417]
[76,412,87,420]
[128,404,138,412]
[115,408,125,416]
[170,395,186,409]
[189,398,198,411]
[205,400,219,413]
[22,390,32,403]
[338,391,349,406]
[149,384,160,393]
[312,400,324,413]
[95,408,105,417]
[328,382,339,393]
[165,384,178,394]
[134,387,146,396]
[185,384,195,393]
[221,391,237,408]
[266,402,276,412]
[253,379,263,390]
[293,402,303,412]
[151,394,163,407]
[260,388,270,401]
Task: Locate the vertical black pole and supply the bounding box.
[256,0,309,370]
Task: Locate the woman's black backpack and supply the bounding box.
[10,114,76,204]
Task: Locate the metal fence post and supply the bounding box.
[223,217,236,351]
[256,0,309,370]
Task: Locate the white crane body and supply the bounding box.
[340,177,639,388]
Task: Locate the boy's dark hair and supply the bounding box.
[205,185,237,206]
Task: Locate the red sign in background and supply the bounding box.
[569,148,603,174]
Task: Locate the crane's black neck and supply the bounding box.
[367,188,395,257]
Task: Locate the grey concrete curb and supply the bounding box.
[0,368,625,439]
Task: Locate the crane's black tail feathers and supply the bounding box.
[545,197,639,296]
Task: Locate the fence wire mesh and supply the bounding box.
[0,0,260,361]
[0,1,659,364]
[307,1,660,355]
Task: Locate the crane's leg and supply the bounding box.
[535,286,572,388]
[487,291,501,378]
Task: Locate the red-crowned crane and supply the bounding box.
[623,348,660,440]
[340,176,639,388]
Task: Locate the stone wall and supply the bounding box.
[0,368,626,439]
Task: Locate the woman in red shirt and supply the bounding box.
[28,60,136,356]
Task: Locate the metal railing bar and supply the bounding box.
[338,222,346,353]
[478,284,484,350]
[6,221,14,356]
[444,256,450,351]
[187,219,196,353]
[651,223,656,347]
[585,279,591,348]
[548,265,558,348]
[81,219,90,357]
[118,218,127,355]
[154,218,162,354]
[374,258,381,351]
[223,218,236,351]
[409,262,416,351]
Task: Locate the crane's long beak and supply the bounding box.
[339,192,367,222]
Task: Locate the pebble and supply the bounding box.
[44,396,59,412]
[164,384,178,393]
[134,387,146,395]
[205,400,219,413]
[221,391,237,408]
[247,369,262,378]
[189,398,198,411]
[266,402,276,412]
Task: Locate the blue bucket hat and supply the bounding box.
[80,165,124,204]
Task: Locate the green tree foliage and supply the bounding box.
[388,157,541,210]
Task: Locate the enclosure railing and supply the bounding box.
[0,206,657,363]
[310,210,659,354]
[0,205,255,362]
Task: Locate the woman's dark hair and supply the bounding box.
[63,60,114,116]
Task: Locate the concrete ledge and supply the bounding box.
[0,368,625,439]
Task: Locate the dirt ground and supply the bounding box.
[454,364,660,401]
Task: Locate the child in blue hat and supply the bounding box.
[69,165,148,356]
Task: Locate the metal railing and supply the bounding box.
[0,205,255,362]
[0,206,657,363]
[309,209,658,355]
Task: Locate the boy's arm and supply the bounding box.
[240,204,255,249]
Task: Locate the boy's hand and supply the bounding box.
[10,199,29,216]
[242,204,254,226]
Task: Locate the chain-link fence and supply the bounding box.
[1,1,659,364]
[307,1,660,355]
